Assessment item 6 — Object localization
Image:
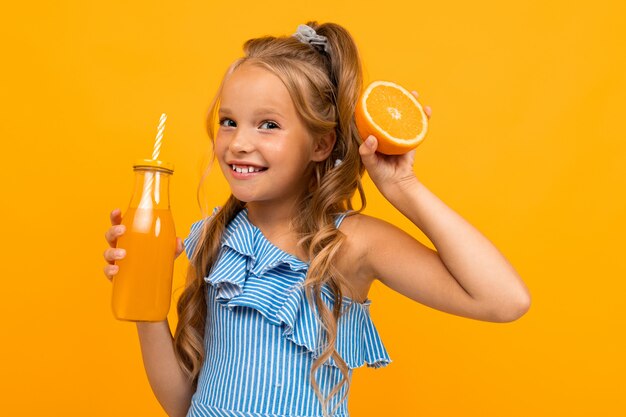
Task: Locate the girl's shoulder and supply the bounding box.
[338,212,398,241]
[338,212,404,257]
[337,212,417,271]
[334,213,401,300]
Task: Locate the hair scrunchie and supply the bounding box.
[293,24,331,54]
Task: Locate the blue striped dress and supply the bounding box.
[182,208,391,417]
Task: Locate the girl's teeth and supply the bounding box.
[232,164,263,173]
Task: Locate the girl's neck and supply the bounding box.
[245,201,308,261]
[245,201,298,235]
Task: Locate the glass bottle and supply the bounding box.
[112,159,176,321]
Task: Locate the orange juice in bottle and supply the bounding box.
[112,159,176,321]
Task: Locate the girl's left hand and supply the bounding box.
[358,90,432,195]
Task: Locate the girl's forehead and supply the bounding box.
[220,66,295,114]
[224,65,285,92]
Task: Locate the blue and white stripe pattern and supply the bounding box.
[183,208,391,417]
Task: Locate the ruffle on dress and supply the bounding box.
[183,208,392,370]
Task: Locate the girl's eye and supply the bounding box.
[218,119,279,129]
[219,118,236,127]
[260,120,279,129]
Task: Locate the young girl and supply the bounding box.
[103,21,530,417]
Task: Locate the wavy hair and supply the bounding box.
[173,21,367,416]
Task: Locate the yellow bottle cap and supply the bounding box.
[133,158,175,174]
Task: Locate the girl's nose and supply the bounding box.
[229,129,255,153]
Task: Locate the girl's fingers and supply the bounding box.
[410,91,432,119]
[103,248,124,281]
[104,224,126,247]
[106,208,125,245]
[358,135,379,168]
[103,264,119,281]
[110,208,122,224]
[103,247,126,264]
[175,237,184,258]
[104,208,125,281]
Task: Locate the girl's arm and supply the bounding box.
[357,98,530,322]
[135,320,194,417]
[347,184,530,322]
[105,213,194,416]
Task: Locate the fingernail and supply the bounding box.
[366,136,375,146]
[118,225,125,233]
[116,249,126,257]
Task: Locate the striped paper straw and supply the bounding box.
[138,113,167,210]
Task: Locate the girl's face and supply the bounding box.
[215,63,325,209]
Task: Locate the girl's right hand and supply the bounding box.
[103,208,126,282]
[102,208,185,282]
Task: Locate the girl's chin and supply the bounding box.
[228,189,255,203]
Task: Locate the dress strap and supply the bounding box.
[334,210,353,229]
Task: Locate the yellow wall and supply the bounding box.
[2,0,624,415]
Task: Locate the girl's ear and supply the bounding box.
[311,130,336,162]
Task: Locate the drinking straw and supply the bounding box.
[152,113,167,160]
[138,113,167,209]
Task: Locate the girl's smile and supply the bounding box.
[228,162,268,179]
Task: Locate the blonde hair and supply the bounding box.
[173,21,366,416]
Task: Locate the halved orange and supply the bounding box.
[355,80,429,155]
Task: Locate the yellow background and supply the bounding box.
[1,0,624,415]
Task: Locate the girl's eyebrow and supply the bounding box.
[219,107,284,118]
